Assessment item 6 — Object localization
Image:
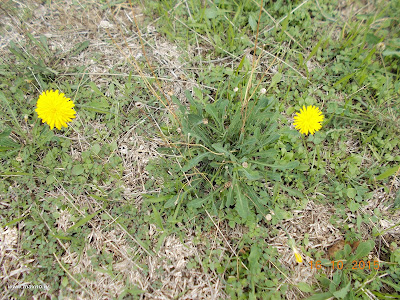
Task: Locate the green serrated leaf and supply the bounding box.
[143,194,172,203]
[187,196,209,208]
[235,183,249,220]
[332,282,351,299]
[151,204,164,230]
[254,160,300,170]
[211,143,230,156]
[304,292,333,300]
[67,210,101,233]
[297,282,313,293]
[306,38,324,61]
[267,73,282,91]
[240,168,262,180]
[204,103,222,128]
[49,233,73,240]
[382,49,400,57]
[164,195,178,208]
[69,41,89,57]
[248,14,257,31]
[4,216,26,227]
[394,190,400,208]
[182,152,209,172]
[347,240,374,263]
[375,165,400,180]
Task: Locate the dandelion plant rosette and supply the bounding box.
[35,90,76,130]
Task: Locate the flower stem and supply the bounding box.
[301,135,310,164]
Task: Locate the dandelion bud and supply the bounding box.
[292,247,303,263]
[242,162,248,168]
[202,118,208,125]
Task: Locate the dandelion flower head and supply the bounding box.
[35,90,76,130]
[293,105,324,135]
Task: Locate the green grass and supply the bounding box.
[1,0,400,298]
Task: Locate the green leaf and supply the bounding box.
[71,164,85,176]
[306,38,324,61]
[248,14,257,31]
[346,188,356,199]
[375,165,400,180]
[382,49,400,57]
[267,73,282,91]
[333,72,355,87]
[61,277,69,287]
[254,160,300,170]
[182,152,209,172]
[204,103,222,128]
[187,114,204,126]
[69,41,89,57]
[332,282,351,299]
[151,204,164,230]
[394,190,400,208]
[205,8,218,19]
[279,185,304,198]
[67,210,101,233]
[0,172,33,176]
[304,292,333,300]
[210,143,229,156]
[49,233,73,240]
[226,177,235,207]
[235,183,250,220]
[4,216,26,227]
[297,282,313,293]
[164,195,178,208]
[143,194,173,203]
[91,143,101,155]
[239,168,262,180]
[348,200,359,212]
[188,195,211,208]
[380,279,400,291]
[347,240,374,263]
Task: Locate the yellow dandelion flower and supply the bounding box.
[35,90,76,130]
[293,247,303,264]
[293,105,324,135]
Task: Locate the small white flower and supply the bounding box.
[260,88,267,94]
[233,87,239,92]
